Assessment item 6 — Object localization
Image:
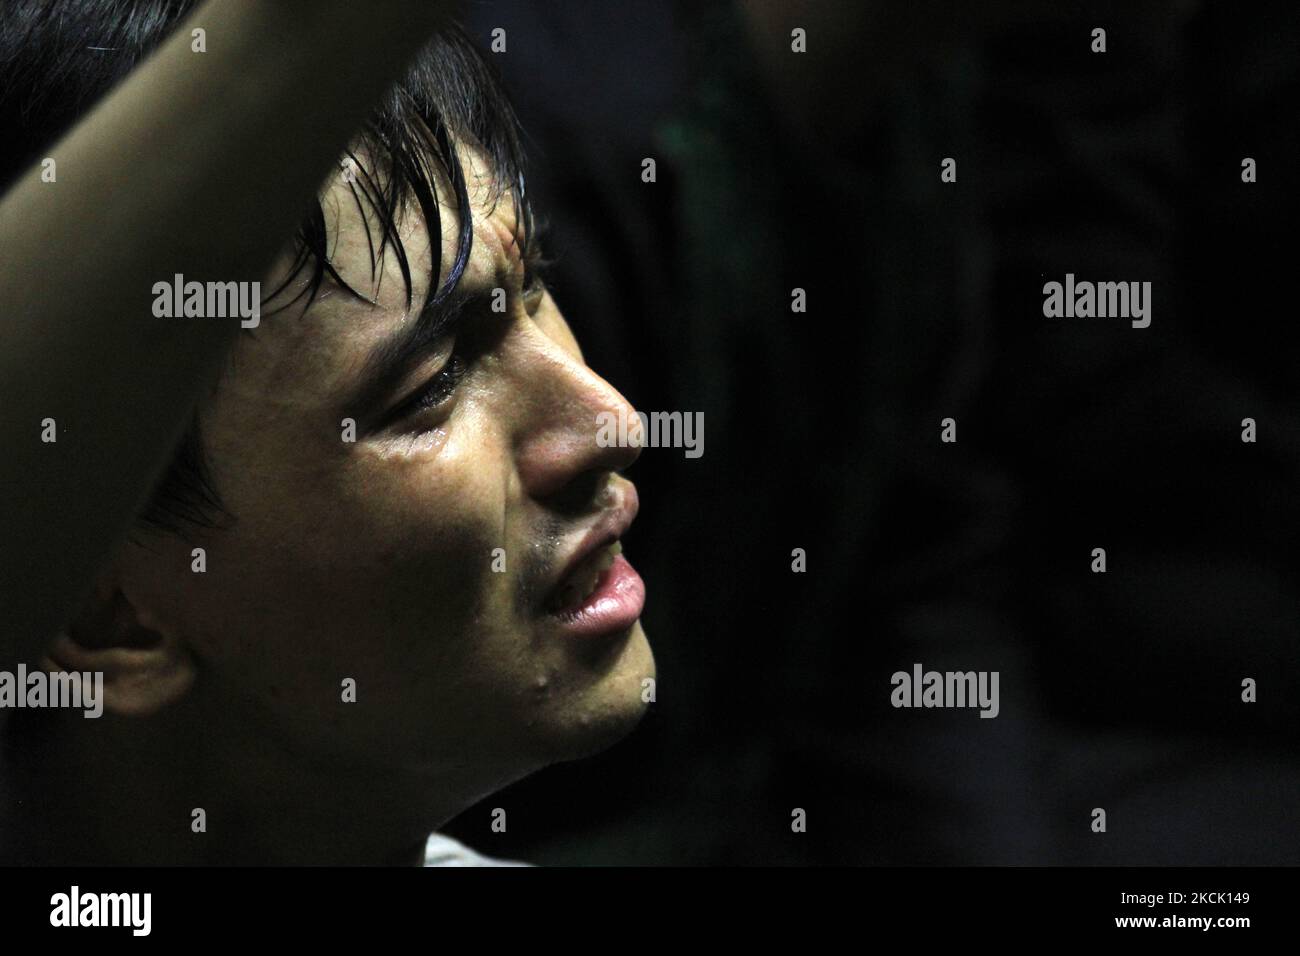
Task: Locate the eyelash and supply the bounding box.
[399,353,468,420]
[521,240,553,295]
[389,240,549,426]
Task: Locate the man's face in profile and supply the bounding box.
[110,143,655,806]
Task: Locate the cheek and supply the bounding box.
[312,414,518,635]
[347,422,519,635]
[148,410,518,684]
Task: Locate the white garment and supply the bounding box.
[422,832,532,867]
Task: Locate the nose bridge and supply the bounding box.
[508,323,641,498]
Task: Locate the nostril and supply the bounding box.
[543,468,611,517]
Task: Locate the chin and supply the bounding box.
[546,620,655,762]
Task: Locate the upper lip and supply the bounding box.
[545,482,639,605]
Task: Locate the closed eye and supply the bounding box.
[383,352,468,427]
[521,235,553,305]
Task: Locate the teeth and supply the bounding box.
[551,541,622,611]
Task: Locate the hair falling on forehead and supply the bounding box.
[264,28,548,321]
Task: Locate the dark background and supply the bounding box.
[441,0,1300,865]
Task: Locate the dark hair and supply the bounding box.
[0,0,539,537]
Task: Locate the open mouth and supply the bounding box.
[546,540,622,614]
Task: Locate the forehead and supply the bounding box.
[323,140,523,314]
[218,141,518,416]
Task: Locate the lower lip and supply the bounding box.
[548,554,645,639]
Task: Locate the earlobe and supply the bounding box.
[44,582,197,717]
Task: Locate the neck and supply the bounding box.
[12,698,497,866]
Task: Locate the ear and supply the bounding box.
[44,572,197,717]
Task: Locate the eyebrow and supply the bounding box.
[343,281,486,424]
[339,224,536,424]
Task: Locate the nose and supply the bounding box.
[507,324,642,505]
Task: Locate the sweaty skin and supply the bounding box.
[37,143,656,866]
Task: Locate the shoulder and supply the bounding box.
[422,832,533,867]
